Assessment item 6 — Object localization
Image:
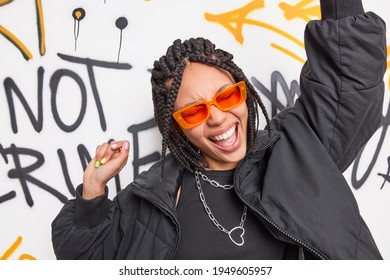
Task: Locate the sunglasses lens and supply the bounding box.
[173,82,246,129]
[216,85,243,110]
[180,104,208,125]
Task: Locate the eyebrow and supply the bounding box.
[179,83,233,109]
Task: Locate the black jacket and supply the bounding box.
[51,5,387,260]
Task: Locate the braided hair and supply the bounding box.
[151,37,271,179]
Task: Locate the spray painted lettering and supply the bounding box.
[4,54,131,133]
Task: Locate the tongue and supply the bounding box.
[214,131,237,147]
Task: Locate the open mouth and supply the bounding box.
[209,125,238,148]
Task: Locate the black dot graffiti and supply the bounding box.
[115,17,128,63]
[72,8,86,51]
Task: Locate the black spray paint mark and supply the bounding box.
[57,53,132,131]
[0,141,122,207]
[0,117,162,207]
[3,53,132,133]
[378,157,390,190]
[72,8,86,51]
[128,118,160,178]
[251,71,301,116]
[76,143,92,171]
[0,144,16,204]
[50,68,87,132]
[115,17,128,63]
[0,144,68,207]
[0,190,16,204]
[57,149,76,197]
[4,67,44,133]
[351,104,390,190]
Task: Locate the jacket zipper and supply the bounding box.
[130,183,181,259]
[236,134,328,260]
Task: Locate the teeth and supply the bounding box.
[211,126,235,141]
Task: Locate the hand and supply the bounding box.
[82,140,130,199]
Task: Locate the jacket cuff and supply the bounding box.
[75,184,111,228]
[320,0,364,20]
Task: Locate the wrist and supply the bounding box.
[320,0,364,20]
[82,179,106,200]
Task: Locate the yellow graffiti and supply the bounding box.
[74,11,82,20]
[205,0,389,89]
[0,0,45,60]
[279,0,320,22]
[387,45,390,70]
[204,0,263,45]
[204,0,305,64]
[387,45,390,89]
[36,0,46,56]
[0,25,33,60]
[0,236,36,260]
[271,43,305,64]
[0,0,13,6]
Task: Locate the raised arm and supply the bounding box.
[51,140,130,259]
[295,0,387,171]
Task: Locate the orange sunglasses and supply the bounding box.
[173,81,247,129]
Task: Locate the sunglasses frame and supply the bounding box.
[173,81,247,129]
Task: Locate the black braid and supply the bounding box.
[151,37,271,180]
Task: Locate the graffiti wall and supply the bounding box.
[1,0,389,260]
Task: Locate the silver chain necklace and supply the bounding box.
[197,171,235,189]
[195,171,247,246]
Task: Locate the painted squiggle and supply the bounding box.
[0,236,36,260]
[204,0,305,63]
[0,0,45,60]
[279,0,320,21]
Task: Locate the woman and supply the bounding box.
[52,0,386,259]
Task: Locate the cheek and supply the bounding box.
[231,104,249,123]
[182,126,205,146]
[242,106,249,121]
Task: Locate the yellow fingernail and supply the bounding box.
[94,161,101,168]
[100,158,107,164]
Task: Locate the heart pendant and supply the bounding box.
[228,226,245,246]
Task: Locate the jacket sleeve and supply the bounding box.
[51,185,119,259]
[295,0,387,171]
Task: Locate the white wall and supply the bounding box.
[1,0,389,260]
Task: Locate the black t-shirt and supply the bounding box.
[174,169,287,259]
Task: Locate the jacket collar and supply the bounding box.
[130,129,280,211]
[131,153,185,210]
[235,130,280,186]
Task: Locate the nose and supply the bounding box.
[207,104,227,126]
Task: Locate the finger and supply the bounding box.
[109,140,127,151]
[95,143,110,159]
[106,141,130,171]
[94,143,110,168]
[99,140,128,166]
[110,140,128,159]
